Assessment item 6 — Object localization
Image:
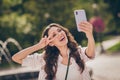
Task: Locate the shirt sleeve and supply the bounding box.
[78,46,90,62]
[22,53,45,68]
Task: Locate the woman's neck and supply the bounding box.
[57,45,69,58]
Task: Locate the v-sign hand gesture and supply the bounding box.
[37,34,58,49]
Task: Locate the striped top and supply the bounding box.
[22,46,92,80]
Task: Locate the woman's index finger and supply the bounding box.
[47,34,53,40]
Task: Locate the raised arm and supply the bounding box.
[12,43,41,64]
[79,21,95,58]
[12,35,53,64]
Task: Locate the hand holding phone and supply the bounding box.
[74,9,87,32]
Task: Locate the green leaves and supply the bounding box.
[0,0,117,49]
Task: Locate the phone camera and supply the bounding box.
[76,11,78,15]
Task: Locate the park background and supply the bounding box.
[0,0,120,80]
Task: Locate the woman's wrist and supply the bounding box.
[33,43,42,51]
[86,33,94,39]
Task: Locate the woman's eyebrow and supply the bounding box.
[57,28,61,30]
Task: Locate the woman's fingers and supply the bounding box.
[45,34,58,46]
[50,35,58,42]
[78,21,93,33]
[78,21,94,38]
[47,34,58,42]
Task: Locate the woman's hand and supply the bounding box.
[37,35,56,49]
[78,21,93,38]
[12,34,57,64]
[79,21,95,58]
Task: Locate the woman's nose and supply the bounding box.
[58,32,63,38]
[58,32,62,36]
[55,32,61,39]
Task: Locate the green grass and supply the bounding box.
[107,42,120,53]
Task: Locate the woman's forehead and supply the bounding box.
[48,27,60,34]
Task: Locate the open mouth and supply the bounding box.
[60,36,65,42]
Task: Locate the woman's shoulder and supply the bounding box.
[33,52,45,58]
[78,45,87,48]
[77,45,87,52]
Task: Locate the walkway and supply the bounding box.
[87,35,120,80]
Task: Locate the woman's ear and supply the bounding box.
[49,42,54,46]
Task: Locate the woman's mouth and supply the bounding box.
[60,36,65,42]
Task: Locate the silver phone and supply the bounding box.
[74,9,87,31]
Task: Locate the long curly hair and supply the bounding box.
[42,23,85,80]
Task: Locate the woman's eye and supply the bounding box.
[53,34,56,37]
[58,29,62,32]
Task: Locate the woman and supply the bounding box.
[12,21,95,80]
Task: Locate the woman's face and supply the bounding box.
[48,26,68,47]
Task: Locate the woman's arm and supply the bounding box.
[12,35,54,64]
[85,34,95,58]
[12,43,42,64]
[79,21,95,58]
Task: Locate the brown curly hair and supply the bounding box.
[42,23,85,80]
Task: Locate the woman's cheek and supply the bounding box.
[51,38,58,45]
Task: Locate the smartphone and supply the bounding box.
[74,9,87,31]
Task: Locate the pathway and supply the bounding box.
[87,35,120,80]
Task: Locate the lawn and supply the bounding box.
[107,42,120,53]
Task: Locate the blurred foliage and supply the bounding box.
[104,0,120,34]
[0,0,120,55]
[107,42,120,53]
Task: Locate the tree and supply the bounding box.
[0,0,110,49]
[104,0,120,34]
